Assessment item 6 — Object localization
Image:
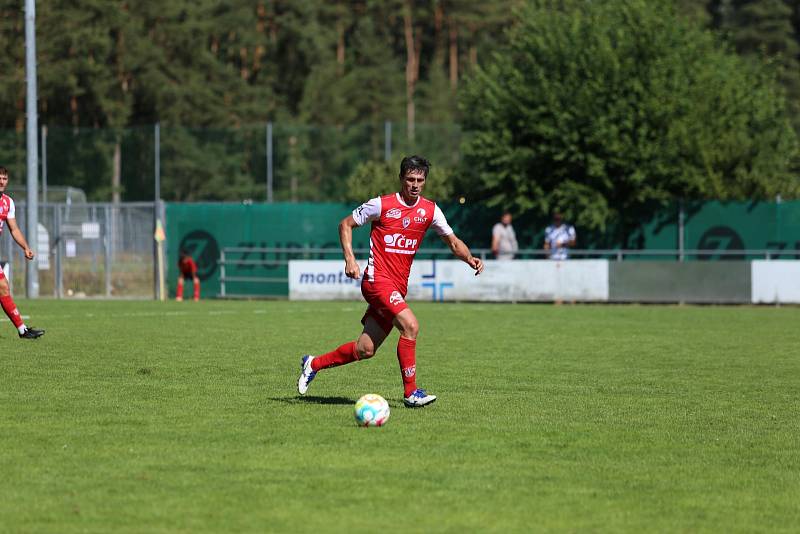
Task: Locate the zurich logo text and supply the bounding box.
[386,208,402,219]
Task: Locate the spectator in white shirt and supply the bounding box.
[543,211,576,260]
[491,211,519,260]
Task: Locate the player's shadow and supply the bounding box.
[269,396,355,406]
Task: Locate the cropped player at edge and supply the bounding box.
[297,155,484,407]
[0,167,44,339]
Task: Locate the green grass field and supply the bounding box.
[1,300,799,532]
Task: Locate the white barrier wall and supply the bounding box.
[289,259,609,302]
[751,261,800,304]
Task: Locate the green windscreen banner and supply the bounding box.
[166,203,363,297]
[166,200,800,297]
[632,201,800,259]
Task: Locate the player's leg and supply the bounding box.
[298,315,390,395]
[0,276,44,339]
[176,277,184,301]
[394,308,436,407]
[354,315,390,359]
[192,276,200,301]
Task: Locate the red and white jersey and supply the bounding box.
[0,194,16,235]
[352,193,453,289]
[179,256,198,277]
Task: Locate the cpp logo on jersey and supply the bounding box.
[402,217,411,228]
[383,233,418,253]
[386,208,402,219]
[389,291,405,306]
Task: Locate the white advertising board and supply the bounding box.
[289,261,364,300]
[289,259,609,302]
[407,260,608,302]
[751,261,800,303]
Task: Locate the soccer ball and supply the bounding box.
[354,394,390,427]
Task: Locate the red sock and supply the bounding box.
[397,337,417,397]
[0,295,23,329]
[176,282,184,300]
[193,282,200,300]
[311,341,358,371]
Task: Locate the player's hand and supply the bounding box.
[468,256,484,276]
[344,259,361,279]
[24,248,34,260]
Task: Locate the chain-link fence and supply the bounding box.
[4,202,156,298]
[0,123,463,204]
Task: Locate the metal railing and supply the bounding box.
[218,246,800,297]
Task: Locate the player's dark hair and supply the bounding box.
[0,167,8,178]
[399,155,430,179]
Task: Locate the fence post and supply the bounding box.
[266,122,273,203]
[25,0,39,298]
[384,121,392,162]
[678,200,685,262]
[104,207,112,297]
[154,123,160,199]
[153,123,161,300]
[90,205,98,275]
[41,125,47,204]
[220,249,226,298]
[54,205,62,298]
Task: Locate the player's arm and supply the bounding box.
[543,230,551,251]
[342,197,381,279]
[6,217,34,260]
[567,227,577,248]
[440,233,484,275]
[339,215,361,279]
[491,228,500,257]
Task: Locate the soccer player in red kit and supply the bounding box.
[0,167,44,339]
[297,155,484,407]
[176,249,200,301]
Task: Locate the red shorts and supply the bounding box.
[360,280,409,334]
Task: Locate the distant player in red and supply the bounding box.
[176,249,200,301]
[297,155,484,407]
[0,167,44,339]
